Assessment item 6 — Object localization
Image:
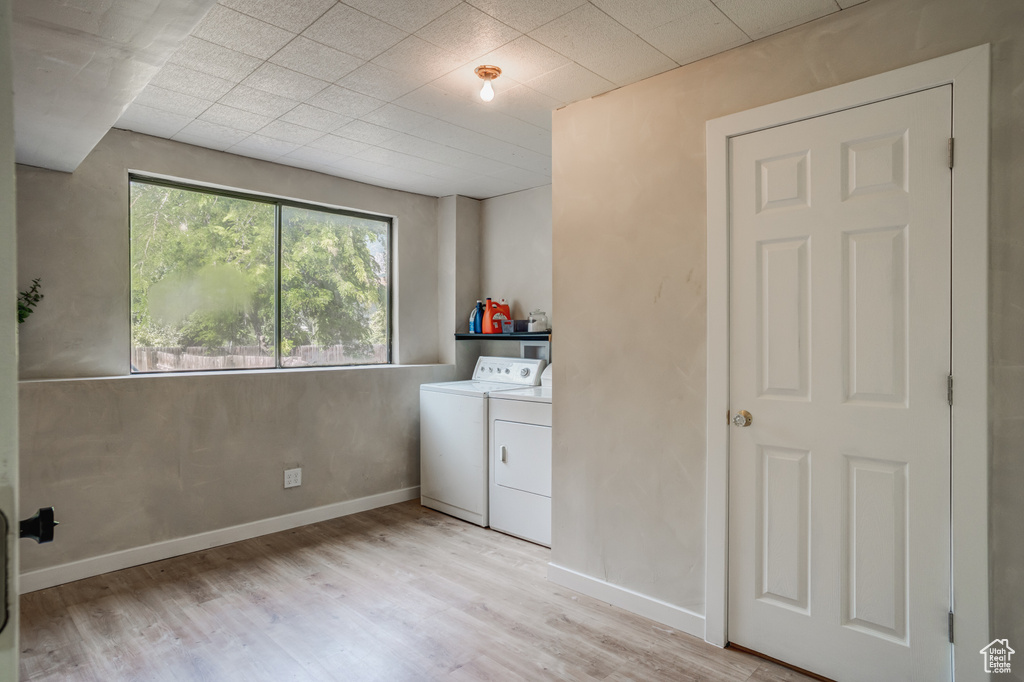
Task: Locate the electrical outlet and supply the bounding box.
[284,467,302,489]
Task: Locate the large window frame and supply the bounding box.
[129,174,392,374]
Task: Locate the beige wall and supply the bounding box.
[18,364,449,572]
[0,0,20,673]
[442,186,553,378]
[437,194,482,371]
[551,0,1023,647]
[481,185,553,326]
[17,128,441,379]
[15,130,456,573]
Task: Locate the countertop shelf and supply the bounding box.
[454,332,551,341]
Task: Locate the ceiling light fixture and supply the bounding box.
[474,65,501,102]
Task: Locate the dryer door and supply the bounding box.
[493,420,551,497]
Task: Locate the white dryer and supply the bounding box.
[488,364,552,546]
[420,356,545,527]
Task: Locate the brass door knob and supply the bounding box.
[732,410,753,427]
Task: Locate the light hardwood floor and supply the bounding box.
[20,501,813,681]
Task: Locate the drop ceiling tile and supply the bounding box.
[412,120,551,175]
[219,0,336,33]
[372,36,465,83]
[523,62,615,102]
[276,156,338,175]
[302,4,408,60]
[231,134,302,158]
[172,120,252,149]
[219,85,301,118]
[464,0,588,33]
[485,165,551,187]
[490,85,561,129]
[199,103,274,133]
[191,5,295,60]
[641,4,749,65]
[343,0,461,33]
[115,104,192,139]
[308,134,373,157]
[258,120,325,145]
[133,85,212,118]
[457,111,551,156]
[359,104,438,133]
[713,0,839,40]
[325,156,390,178]
[415,4,522,62]
[474,36,571,85]
[149,64,236,102]
[280,104,353,132]
[228,147,286,163]
[529,4,677,86]
[591,0,710,34]
[241,63,331,101]
[307,85,387,119]
[393,84,479,123]
[333,120,402,145]
[269,37,364,83]
[379,134,505,174]
[410,119,495,152]
[430,63,521,103]
[168,37,263,82]
[338,62,429,101]
[356,147,465,180]
[283,146,350,166]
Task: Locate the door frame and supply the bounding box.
[704,45,990,682]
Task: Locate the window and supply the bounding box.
[129,177,390,373]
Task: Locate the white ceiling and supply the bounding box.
[14,0,870,199]
[12,0,218,172]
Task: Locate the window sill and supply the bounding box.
[19,363,453,384]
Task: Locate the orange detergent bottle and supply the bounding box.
[482,298,510,334]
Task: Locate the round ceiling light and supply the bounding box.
[474,65,501,102]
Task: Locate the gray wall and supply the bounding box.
[437,194,482,373]
[551,0,1023,652]
[16,129,455,572]
[1,0,20,672]
[19,364,449,572]
[481,185,553,327]
[17,128,441,378]
[441,187,553,377]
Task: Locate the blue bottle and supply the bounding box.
[469,300,483,333]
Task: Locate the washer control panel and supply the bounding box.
[473,356,547,386]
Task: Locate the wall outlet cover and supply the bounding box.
[284,467,302,488]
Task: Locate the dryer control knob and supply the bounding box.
[520,368,530,377]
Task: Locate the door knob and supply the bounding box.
[732,410,753,427]
[20,507,58,544]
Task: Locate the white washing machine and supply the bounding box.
[488,364,552,546]
[420,356,546,527]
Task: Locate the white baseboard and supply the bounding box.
[20,486,420,593]
[547,562,706,640]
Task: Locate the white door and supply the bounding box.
[1,0,20,673]
[728,86,952,681]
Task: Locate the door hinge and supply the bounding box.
[949,611,955,643]
[947,374,954,406]
[948,137,955,169]
[726,410,731,425]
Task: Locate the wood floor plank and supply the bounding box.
[20,501,817,682]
